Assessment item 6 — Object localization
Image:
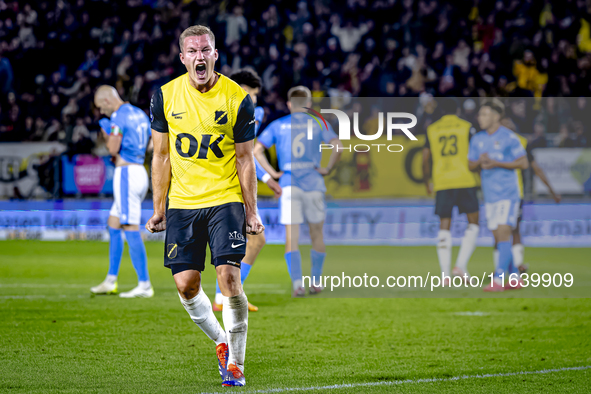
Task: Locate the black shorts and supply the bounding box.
[164,202,246,272]
[435,187,479,218]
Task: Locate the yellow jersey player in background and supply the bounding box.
[423,99,481,285]
[497,117,561,275]
[146,25,263,387]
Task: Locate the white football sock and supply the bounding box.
[138,280,151,290]
[493,248,499,271]
[179,289,226,346]
[455,224,479,272]
[223,292,248,373]
[214,292,224,305]
[106,274,117,283]
[437,230,452,277]
[512,244,524,267]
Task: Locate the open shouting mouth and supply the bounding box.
[196,63,206,79]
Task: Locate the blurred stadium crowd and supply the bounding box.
[0,0,590,149]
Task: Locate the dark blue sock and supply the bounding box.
[496,241,512,280]
[125,230,149,282]
[241,262,252,284]
[310,250,326,285]
[108,227,124,276]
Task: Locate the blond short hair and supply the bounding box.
[179,25,215,52]
[287,86,312,101]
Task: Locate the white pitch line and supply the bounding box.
[0,283,284,289]
[0,283,90,288]
[201,365,591,394]
[0,294,89,299]
[454,311,490,316]
[0,291,288,299]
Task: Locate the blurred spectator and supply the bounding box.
[28,117,47,142]
[513,50,547,97]
[0,49,13,95]
[72,118,90,144]
[330,15,370,53]
[217,6,248,47]
[530,121,548,149]
[555,124,570,147]
[0,0,590,152]
[44,119,63,142]
[565,121,588,147]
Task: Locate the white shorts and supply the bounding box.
[485,199,520,231]
[109,165,149,225]
[279,186,325,225]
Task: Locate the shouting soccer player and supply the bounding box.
[212,69,282,312]
[469,99,529,291]
[423,99,480,284]
[254,87,342,296]
[91,85,152,298]
[146,25,263,387]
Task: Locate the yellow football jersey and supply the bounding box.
[426,115,479,191]
[516,134,528,199]
[150,72,255,209]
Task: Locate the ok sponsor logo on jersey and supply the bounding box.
[173,109,231,159]
[174,133,225,159]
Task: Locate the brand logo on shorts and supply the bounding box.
[226,260,240,266]
[231,242,245,248]
[228,231,245,242]
[167,243,178,259]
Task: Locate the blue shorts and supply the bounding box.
[164,202,246,272]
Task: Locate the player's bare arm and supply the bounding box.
[422,147,432,195]
[266,177,282,198]
[146,136,154,153]
[253,141,283,179]
[468,157,481,172]
[146,130,170,233]
[316,137,342,176]
[481,154,529,170]
[531,160,561,203]
[236,141,264,235]
[106,132,122,157]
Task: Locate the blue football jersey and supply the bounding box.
[109,103,151,164]
[468,126,526,203]
[255,159,268,182]
[257,112,337,192]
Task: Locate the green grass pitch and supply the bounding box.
[1,241,590,393]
